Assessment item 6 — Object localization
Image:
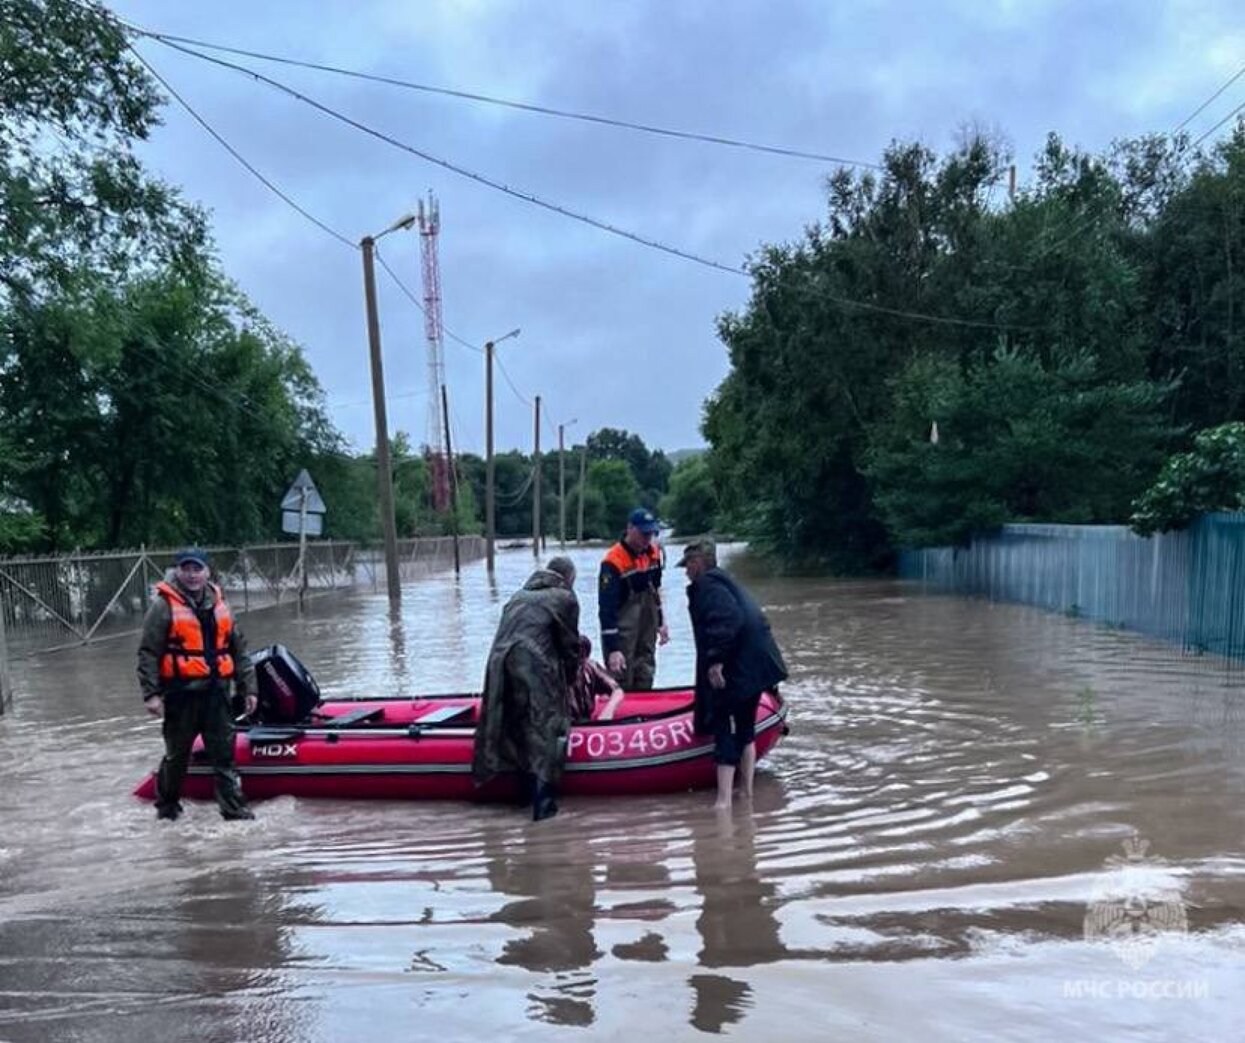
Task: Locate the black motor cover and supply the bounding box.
[251,644,323,724]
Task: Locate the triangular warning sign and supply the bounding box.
[280,469,327,513]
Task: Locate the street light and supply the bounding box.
[484,328,521,573]
[360,212,417,605]
[558,417,578,546]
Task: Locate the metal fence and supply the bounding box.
[898,513,1245,662]
[0,536,485,662]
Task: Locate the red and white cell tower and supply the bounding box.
[417,193,451,513]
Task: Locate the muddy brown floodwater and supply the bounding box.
[0,545,1241,1042]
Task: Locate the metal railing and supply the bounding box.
[0,536,485,661]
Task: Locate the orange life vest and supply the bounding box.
[156,581,236,685]
[601,538,663,594]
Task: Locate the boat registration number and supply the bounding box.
[567,719,696,760]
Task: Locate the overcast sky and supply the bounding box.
[109,0,1243,455]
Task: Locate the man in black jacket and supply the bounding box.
[678,540,788,810]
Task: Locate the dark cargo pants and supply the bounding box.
[155,687,249,818]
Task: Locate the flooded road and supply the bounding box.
[1,545,1242,1041]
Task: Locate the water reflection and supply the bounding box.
[485,823,601,1026]
[386,603,408,694]
[601,822,676,964]
[688,783,787,1034]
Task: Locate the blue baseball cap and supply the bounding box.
[627,507,659,534]
[174,547,210,568]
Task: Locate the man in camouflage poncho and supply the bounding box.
[472,557,581,821]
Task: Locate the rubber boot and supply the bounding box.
[221,805,256,821]
[532,780,559,822]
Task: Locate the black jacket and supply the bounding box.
[686,567,788,733]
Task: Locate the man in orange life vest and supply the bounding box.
[599,507,669,690]
[138,547,257,821]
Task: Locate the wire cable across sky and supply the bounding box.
[140,34,1025,332]
[123,22,883,170]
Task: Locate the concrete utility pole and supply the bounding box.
[577,443,587,543]
[441,383,460,575]
[558,424,566,546]
[484,328,520,574]
[558,418,577,546]
[360,233,404,604]
[532,395,542,556]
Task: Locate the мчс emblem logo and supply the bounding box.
[1083,832,1188,970]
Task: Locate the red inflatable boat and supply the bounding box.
[133,688,788,802]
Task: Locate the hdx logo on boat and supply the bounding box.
[251,743,299,758]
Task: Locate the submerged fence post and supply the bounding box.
[0,594,12,715]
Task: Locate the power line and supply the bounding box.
[148,36,749,278]
[1191,97,1245,149]
[141,35,1023,332]
[373,249,481,355]
[328,388,433,410]
[443,326,484,355]
[126,24,882,170]
[1175,61,1245,133]
[496,465,536,505]
[494,351,534,407]
[135,40,492,362]
[132,45,499,439]
[1027,66,1245,264]
[130,46,355,248]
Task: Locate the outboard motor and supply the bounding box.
[251,644,323,724]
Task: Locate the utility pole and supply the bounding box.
[441,383,460,575]
[484,328,519,574]
[558,423,566,546]
[361,235,402,604]
[558,418,577,546]
[577,444,587,543]
[485,340,495,573]
[533,395,542,556]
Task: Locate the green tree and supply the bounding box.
[660,455,718,535]
[704,129,1210,568]
[1131,422,1245,534]
[1135,130,1245,430]
[586,427,670,508]
[0,0,206,301]
[582,459,639,538]
[313,452,380,542]
[0,271,341,549]
[866,349,1174,547]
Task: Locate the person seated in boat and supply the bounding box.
[471,556,581,821]
[568,635,624,722]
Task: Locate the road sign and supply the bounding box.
[281,469,327,514]
[282,511,323,536]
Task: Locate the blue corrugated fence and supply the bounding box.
[898,513,1245,661]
